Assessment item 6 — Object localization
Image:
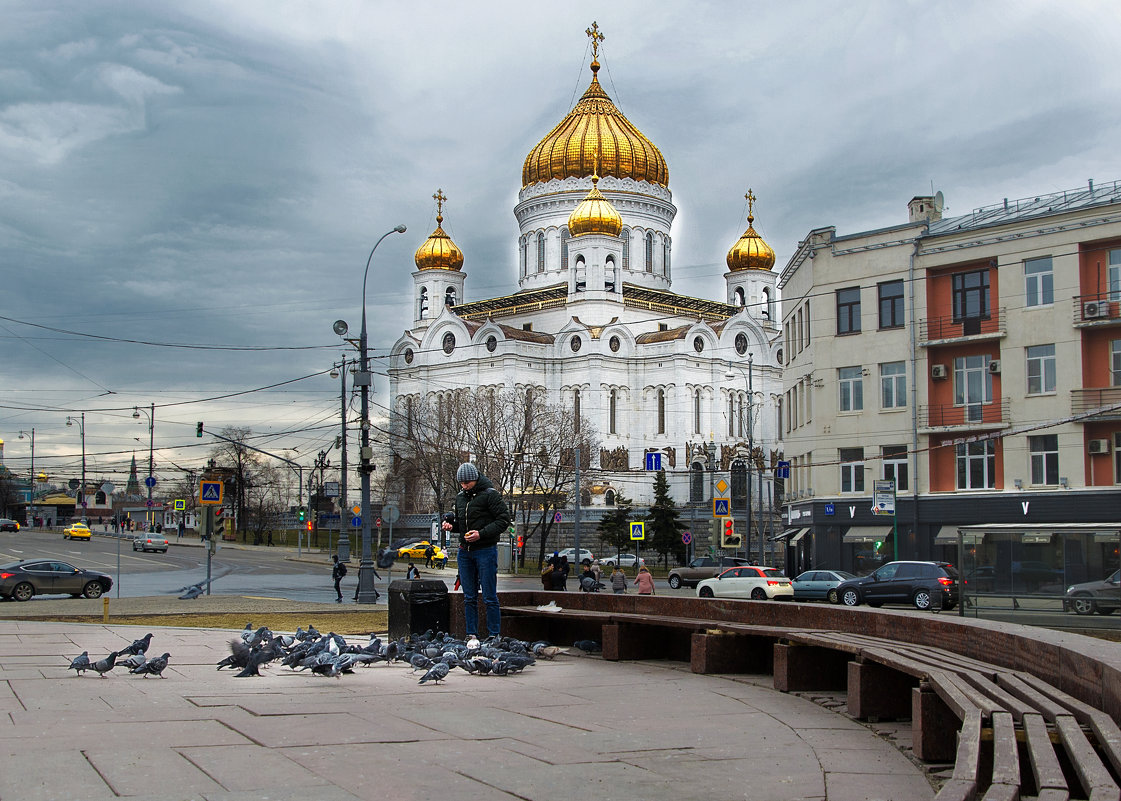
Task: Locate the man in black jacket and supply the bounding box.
[441,462,510,638]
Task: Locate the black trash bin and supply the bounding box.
[388,579,449,640]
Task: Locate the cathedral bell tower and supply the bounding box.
[411,189,465,329]
[725,189,778,325]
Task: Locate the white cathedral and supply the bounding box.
[388,27,783,514]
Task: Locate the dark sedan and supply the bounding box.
[0,559,113,601]
[1064,569,1120,615]
[0,518,20,532]
[792,569,857,602]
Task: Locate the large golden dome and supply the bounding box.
[568,174,623,237]
[726,190,776,272]
[414,190,464,272]
[522,59,668,188]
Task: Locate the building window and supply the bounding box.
[621,230,629,270]
[836,287,861,335]
[520,237,527,277]
[952,269,990,321]
[664,239,671,276]
[537,232,545,273]
[570,336,581,353]
[444,287,456,308]
[485,335,497,353]
[878,280,904,329]
[605,489,616,506]
[956,440,996,489]
[561,228,570,270]
[645,232,654,272]
[403,348,414,364]
[1026,344,1056,394]
[574,389,581,432]
[418,287,429,319]
[1029,434,1059,485]
[735,332,748,355]
[609,335,621,352]
[690,462,705,503]
[727,395,735,437]
[694,389,702,434]
[1110,248,1121,301]
[442,332,456,354]
[882,445,908,491]
[840,448,865,493]
[693,336,705,353]
[657,389,666,434]
[1024,256,1053,307]
[954,354,992,423]
[734,287,745,306]
[609,390,617,435]
[839,366,863,412]
[1112,340,1121,386]
[730,460,747,509]
[880,361,906,409]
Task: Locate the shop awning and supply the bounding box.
[842,526,890,544]
[789,528,809,543]
[770,527,808,543]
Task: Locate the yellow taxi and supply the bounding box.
[63,522,92,540]
[397,541,448,562]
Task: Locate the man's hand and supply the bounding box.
[441,521,453,531]
[465,529,480,542]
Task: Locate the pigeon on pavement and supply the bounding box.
[119,632,153,657]
[91,651,119,678]
[573,640,601,653]
[131,653,170,678]
[68,651,90,676]
[418,662,450,685]
[120,653,147,671]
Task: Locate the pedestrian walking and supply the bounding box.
[441,462,510,638]
[353,565,382,602]
[424,543,435,569]
[331,554,347,602]
[634,565,656,595]
[177,519,185,540]
[406,562,420,580]
[610,566,628,594]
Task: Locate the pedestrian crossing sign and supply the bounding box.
[630,522,645,541]
[199,480,223,505]
[174,499,186,511]
[713,498,730,517]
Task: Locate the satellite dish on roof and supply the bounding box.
[934,190,944,212]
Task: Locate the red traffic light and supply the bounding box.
[516,536,524,548]
[306,521,313,531]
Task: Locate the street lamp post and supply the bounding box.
[18,429,33,524]
[133,404,155,530]
[355,224,406,604]
[331,357,350,561]
[727,353,755,561]
[66,414,86,516]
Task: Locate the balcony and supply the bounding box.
[1072,387,1121,421]
[919,308,1006,346]
[1072,293,1121,328]
[918,398,1010,433]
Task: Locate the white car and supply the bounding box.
[132,534,169,553]
[600,553,646,568]
[554,548,595,564]
[696,565,794,601]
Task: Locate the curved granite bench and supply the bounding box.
[450,591,1121,801]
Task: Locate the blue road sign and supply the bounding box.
[351,515,362,527]
[144,476,157,488]
[199,480,223,504]
[682,531,692,545]
[630,522,645,540]
[824,503,835,516]
[776,460,790,479]
[554,511,562,523]
[713,498,730,517]
[645,452,661,471]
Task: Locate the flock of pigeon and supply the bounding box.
[66,623,602,683]
[215,622,579,682]
[67,632,170,679]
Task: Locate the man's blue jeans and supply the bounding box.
[458,545,499,637]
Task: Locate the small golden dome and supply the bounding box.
[726,189,776,272]
[522,26,668,188]
[414,189,464,272]
[568,174,623,237]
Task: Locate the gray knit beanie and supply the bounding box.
[456,463,480,483]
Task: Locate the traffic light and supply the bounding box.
[196,421,204,438]
[306,520,313,532]
[721,518,742,549]
[517,535,524,549]
[298,507,306,523]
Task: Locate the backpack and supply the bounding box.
[336,561,347,578]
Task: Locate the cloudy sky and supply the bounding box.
[1,0,1119,487]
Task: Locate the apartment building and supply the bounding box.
[777,180,1121,588]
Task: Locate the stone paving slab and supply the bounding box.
[0,619,935,801]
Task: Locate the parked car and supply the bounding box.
[397,541,448,563]
[792,569,857,602]
[132,534,169,553]
[832,561,960,610]
[63,522,91,540]
[696,565,793,601]
[554,548,595,564]
[0,519,20,532]
[668,556,752,589]
[1063,569,1121,615]
[599,553,646,568]
[0,559,113,601]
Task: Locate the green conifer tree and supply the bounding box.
[645,470,687,567]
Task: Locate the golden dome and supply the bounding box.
[414,189,464,272]
[522,56,668,188]
[726,189,776,272]
[568,174,623,237]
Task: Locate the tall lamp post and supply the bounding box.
[330,357,350,561]
[344,224,407,604]
[18,429,33,524]
[133,404,155,530]
[727,353,755,561]
[66,414,86,516]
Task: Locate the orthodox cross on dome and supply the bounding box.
[745,188,757,223]
[433,188,447,223]
[586,21,604,61]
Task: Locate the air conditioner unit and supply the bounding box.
[1088,439,1111,455]
[931,364,948,379]
[988,360,1001,374]
[1084,300,1110,319]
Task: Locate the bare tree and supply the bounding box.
[244,462,286,544]
[209,427,262,542]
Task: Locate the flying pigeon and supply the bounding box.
[234,640,283,678]
[217,639,251,671]
[119,632,153,657]
[91,651,119,678]
[131,653,170,678]
[120,653,147,671]
[67,651,90,676]
[418,662,450,684]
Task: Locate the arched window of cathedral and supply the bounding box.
[418,287,429,319]
[561,228,570,270]
[609,389,617,434]
[645,231,654,272]
[485,335,497,352]
[522,237,529,278]
[657,388,666,434]
[693,388,702,434]
[737,396,745,438]
[524,388,534,435]
[693,336,704,353]
[609,335,621,352]
[764,287,774,321]
[605,488,616,506]
[690,462,705,503]
[95,490,107,505]
[734,287,745,307]
[621,229,630,270]
[442,332,455,354]
[445,287,456,308]
[537,232,545,273]
[573,389,581,432]
[776,347,783,364]
[664,239,671,276]
[728,394,735,437]
[735,332,748,355]
[570,336,582,353]
[575,254,586,292]
[605,255,615,291]
[731,459,747,509]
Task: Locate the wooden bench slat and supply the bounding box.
[1054,714,1121,801]
[1015,672,1121,780]
[952,709,984,783]
[989,711,1020,787]
[994,672,1070,722]
[1025,712,1068,795]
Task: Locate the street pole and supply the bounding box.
[747,353,754,563]
[66,414,86,518]
[18,429,33,525]
[337,355,350,561]
[356,224,407,604]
